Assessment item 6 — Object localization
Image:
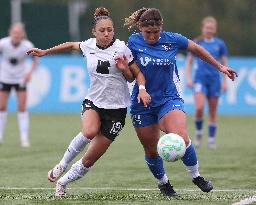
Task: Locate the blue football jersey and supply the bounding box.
[193,37,228,79]
[128,31,188,107]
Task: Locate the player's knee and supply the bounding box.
[176,131,190,146]
[18,107,26,112]
[82,128,98,140]
[0,107,7,111]
[196,108,204,116]
[144,146,158,157]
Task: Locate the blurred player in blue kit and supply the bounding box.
[124,8,237,196]
[186,16,228,149]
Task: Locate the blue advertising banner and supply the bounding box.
[7,55,256,115]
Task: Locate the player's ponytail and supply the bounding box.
[124,7,148,29]
[93,7,112,27]
[124,8,163,30]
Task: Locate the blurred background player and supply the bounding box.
[0,22,38,147]
[27,7,151,197]
[124,8,237,196]
[185,16,228,149]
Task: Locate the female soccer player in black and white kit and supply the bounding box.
[27,7,151,197]
[0,22,38,147]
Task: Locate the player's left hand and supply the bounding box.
[115,55,129,71]
[137,89,151,107]
[219,65,238,81]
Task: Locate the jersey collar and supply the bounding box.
[96,38,115,50]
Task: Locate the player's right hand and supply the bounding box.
[137,89,151,107]
[27,48,47,57]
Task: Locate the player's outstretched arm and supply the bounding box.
[27,42,80,57]
[187,40,238,81]
[185,54,194,88]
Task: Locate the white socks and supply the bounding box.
[0,111,7,143]
[18,112,29,145]
[59,132,91,168]
[158,174,169,185]
[186,163,200,179]
[58,159,91,186]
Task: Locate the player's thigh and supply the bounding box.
[81,109,101,139]
[207,96,219,122]
[82,133,112,167]
[159,109,190,146]
[0,91,10,111]
[16,90,27,112]
[135,123,160,156]
[194,92,205,111]
[0,83,11,111]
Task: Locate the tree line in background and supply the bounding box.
[0,0,255,56]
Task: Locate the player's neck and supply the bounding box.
[96,38,115,50]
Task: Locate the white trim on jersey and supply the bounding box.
[173,68,182,97]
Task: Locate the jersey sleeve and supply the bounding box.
[127,36,137,61]
[79,41,87,57]
[174,33,189,50]
[124,45,135,66]
[26,40,34,50]
[219,40,228,57]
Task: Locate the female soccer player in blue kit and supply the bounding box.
[186,16,228,149]
[124,8,237,196]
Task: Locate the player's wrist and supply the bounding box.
[139,85,146,91]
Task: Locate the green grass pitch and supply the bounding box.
[0,113,255,205]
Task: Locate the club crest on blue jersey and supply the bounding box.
[161,43,172,51]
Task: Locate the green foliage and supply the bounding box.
[0,114,255,204]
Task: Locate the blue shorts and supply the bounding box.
[131,98,184,127]
[194,77,221,97]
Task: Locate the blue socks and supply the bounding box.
[182,142,198,166]
[182,142,200,178]
[145,143,200,181]
[208,124,216,139]
[195,119,203,131]
[145,156,165,180]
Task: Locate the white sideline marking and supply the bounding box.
[0,187,255,192]
[232,195,256,205]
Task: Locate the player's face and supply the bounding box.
[93,19,114,48]
[202,21,216,39]
[140,25,162,44]
[10,26,25,45]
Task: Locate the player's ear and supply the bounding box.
[92,28,96,37]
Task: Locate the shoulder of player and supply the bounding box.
[128,32,142,43]
[0,37,11,44]
[22,39,34,48]
[80,38,96,48]
[213,37,226,45]
[113,38,127,49]
[161,31,186,41]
